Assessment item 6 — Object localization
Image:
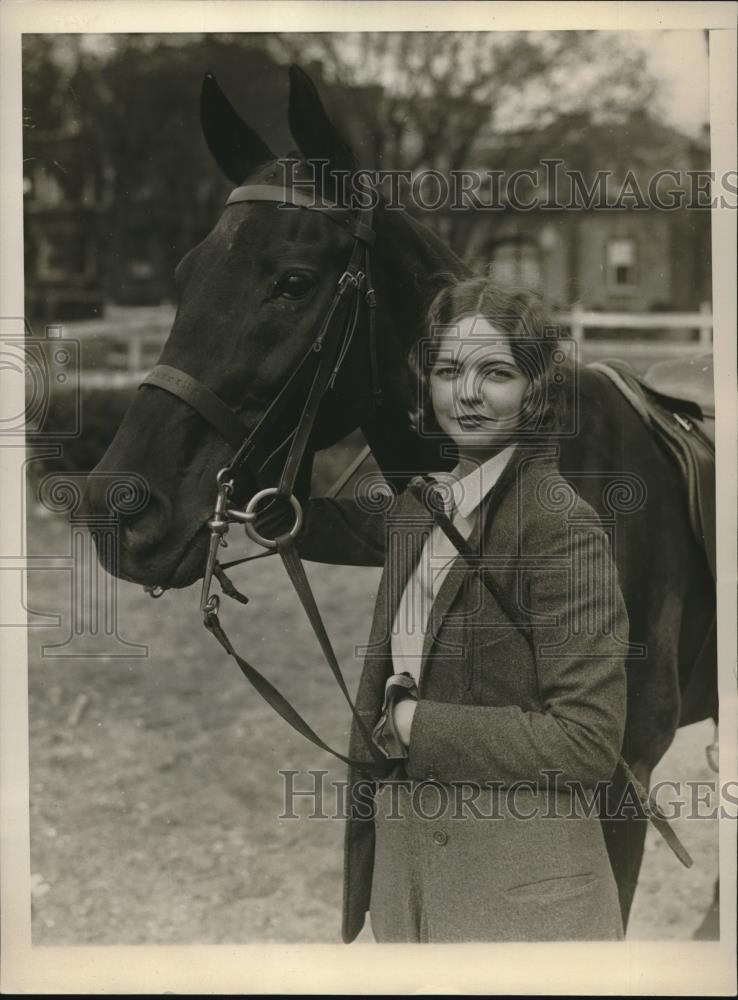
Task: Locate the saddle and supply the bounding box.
[642,354,716,444]
[588,357,716,584]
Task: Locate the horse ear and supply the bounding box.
[287,64,357,178]
[200,72,275,183]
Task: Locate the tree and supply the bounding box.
[269,31,661,253]
[22,31,666,290]
[271,31,658,168]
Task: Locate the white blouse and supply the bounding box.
[390,446,516,683]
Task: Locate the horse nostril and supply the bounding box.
[118,491,173,554]
[83,472,171,553]
[83,472,151,520]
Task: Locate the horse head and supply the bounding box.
[84,66,463,589]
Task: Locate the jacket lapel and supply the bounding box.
[384,487,435,639]
[419,515,480,667]
[358,485,434,664]
[417,449,529,674]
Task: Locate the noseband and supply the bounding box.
[139,182,388,772]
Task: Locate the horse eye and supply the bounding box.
[275,272,315,300]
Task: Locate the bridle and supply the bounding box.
[139,182,389,773]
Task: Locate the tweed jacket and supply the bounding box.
[297,447,629,942]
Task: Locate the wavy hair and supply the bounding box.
[408,275,567,440]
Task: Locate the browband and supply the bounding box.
[226,183,375,247]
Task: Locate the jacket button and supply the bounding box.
[432,830,448,846]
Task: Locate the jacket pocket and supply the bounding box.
[505,873,597,900]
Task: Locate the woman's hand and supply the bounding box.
[393,698,417,747]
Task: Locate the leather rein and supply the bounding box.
[139,182,387,772]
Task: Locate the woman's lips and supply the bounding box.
[455,414,494,428]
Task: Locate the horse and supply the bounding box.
[82,65,717,933]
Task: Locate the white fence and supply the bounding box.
[555,301,713,350]
[64,306,175,388]
[66,303,713,387]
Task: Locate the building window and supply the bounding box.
[37,233,89,281]
[489,240,541,289]
[34,166,64,207]
[606,237,637,288]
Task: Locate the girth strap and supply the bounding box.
[141,364,248,452]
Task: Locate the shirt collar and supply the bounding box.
[430,445,516,520]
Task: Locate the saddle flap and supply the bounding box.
[588,360,716,584]
[642,354,715,419]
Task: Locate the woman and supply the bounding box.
[286,277,628,943]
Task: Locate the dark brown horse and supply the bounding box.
[83,66,717,931]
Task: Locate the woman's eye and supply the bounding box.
[481,366,515,381]
[432,366,458,379]
[274,272,315,300]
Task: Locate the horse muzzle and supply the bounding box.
[81,470,212,589]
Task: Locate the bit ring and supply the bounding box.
[241,487,303,550]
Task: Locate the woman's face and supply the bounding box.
[429,314,530,463]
